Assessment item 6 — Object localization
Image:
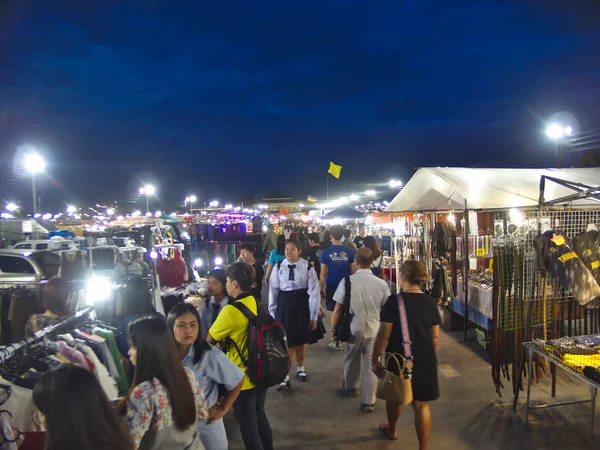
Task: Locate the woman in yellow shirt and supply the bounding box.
[207,262,273,450]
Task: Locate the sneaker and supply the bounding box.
[362,403,375,412]
[328,342,342,351]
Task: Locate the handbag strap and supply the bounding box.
[397,294,412,360]
[382,352,405,373]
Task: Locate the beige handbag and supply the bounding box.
[376,295,414,405]
[376,352,413,405]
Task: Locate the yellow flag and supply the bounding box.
[328,161,342,179]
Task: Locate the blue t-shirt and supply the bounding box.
[269,249,286,265]
[320,245,355,288]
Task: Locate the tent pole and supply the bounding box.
[464,200,469,342]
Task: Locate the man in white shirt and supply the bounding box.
[331,247,391,412]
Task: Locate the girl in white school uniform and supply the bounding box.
[268,239,320,391]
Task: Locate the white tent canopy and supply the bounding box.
[385,168,600,212]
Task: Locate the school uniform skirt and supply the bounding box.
[276,289,310,348]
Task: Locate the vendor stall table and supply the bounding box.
[522,341,598,446]
[453,280,493,330]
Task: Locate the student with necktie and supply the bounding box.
[201,270,231,338]
[268,239,320,392]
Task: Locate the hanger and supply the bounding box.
[587,223,598,232]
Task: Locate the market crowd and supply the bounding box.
[20,224,440,450]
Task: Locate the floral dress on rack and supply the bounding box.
[125,367,208,450]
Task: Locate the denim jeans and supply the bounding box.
[232,387,273,450]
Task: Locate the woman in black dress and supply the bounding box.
[373,260,441,449]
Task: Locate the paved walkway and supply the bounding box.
[223,311,598,449]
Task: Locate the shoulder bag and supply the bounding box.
[376,294,414,405]
[335,276,354,342]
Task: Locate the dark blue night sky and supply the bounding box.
[1,1,599,211]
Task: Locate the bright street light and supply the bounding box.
[225,204,233,209]
[23,152,46,216]
[545,124,572,140]
[106,208,115,215]
[66,205,76,214]
[389,179,403,188]
[209,200,219,207]
[299,203,305,208]
[545,123,572,168]
[185,195,197,213]
[139,185,155,213]
[365,190,377,197]
[350,194,359,201]
[24,153,46,174]
[5,203,18,212]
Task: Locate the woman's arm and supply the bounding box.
[208,378,244,424]
[432,324,440,352]
[123,386,153,449]
[268,266,280,319]
[307,266,320,324]
[265,263,274,284]
[372,322,393,375]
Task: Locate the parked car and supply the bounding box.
[0,249,61,287]
[12,239,77,252]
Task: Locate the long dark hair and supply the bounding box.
[364,236,382,260]
[33,364,132,450]
[126,316,196,430]
[121,277,155,316]
[167,303,211,365]
[42,277,70,315]
[276,235,286,255]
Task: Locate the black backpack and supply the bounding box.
[230,300,290,388]
[335,276,354,342]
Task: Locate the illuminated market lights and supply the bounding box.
[66,205,76,214]
[5,203,18,212]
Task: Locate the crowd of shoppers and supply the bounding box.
[24,222,440,450]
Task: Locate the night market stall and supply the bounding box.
[385,167,600,431]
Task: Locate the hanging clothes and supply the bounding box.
[534,231,600,308]
[93,328,129,395]
[432,222,450,256]
[572,229,600,283]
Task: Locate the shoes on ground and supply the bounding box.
[362,403,375,412]
[328,342,342,351]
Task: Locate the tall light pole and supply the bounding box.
[139,185,155,214]
[545,124,572,168]
[24,152,46,214]
[185,195,197,213]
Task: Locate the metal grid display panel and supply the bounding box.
[495,209,554,332]
[496,207,599,332]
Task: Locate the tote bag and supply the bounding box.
[376,294,414,405]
